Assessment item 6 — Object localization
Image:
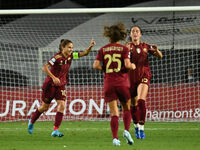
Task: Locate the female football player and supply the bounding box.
[93,22,136,146]
[126,25,163,139]
[28,39,95,137]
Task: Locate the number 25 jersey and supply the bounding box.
[95,43,130,87]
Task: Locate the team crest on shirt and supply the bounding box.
[143,48,147,52]
[68,57,71,60]
[136,48,141,53]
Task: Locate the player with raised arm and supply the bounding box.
[28,39,96,137]
[93,22,136,146]
[126,25,163,139]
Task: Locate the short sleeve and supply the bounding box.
[123,46,130,59]
[48,57,56,67]
[96,48,103,61]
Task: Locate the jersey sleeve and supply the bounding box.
[123,46,130,59]
[48,57,57,67]
[95,48,103,61]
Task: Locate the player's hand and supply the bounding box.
[126,43,133,52]
[150,44,158,51]
[90,39,96,47]
[131,63,136,70]
[126,43,131,49]
[52,77,60,85]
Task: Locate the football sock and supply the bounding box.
[31,109,42,124]
[110,116,119,139]
[54,112,63,130]
[131,105,139,124]
[138,124,144,131]
[123,110,131,131]
[134,123,139,128]
[53,126,59,131]
[138,99,146,125]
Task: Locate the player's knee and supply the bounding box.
[131,97,137,106]
[60,105,65,112]
[43,107,49,112]
[57,102,65,112]
[121,100,131,110]
[39,105,49,112]
[110,109,119,117]
[122,104,130,111]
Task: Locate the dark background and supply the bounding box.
[0,0,153,9]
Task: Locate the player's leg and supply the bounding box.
[51,100,65,137]
[120,100,134,145]
[121,99,131,132]
[28,85,54,134]
[108,100,120,146]
[105,85,121,145]
[130,96,140,139]
[137,83,149,139]
[130,85,140,138]
[51,86,66,137]
[28,102,50,134]
[117,86,133,145]
[105,85,121,146]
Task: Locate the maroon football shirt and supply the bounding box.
[42,52,73,88]
[126,42,154,84]
[96,43,130,87]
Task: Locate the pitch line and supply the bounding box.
[0,127,199,131]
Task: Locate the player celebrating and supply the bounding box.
[28,39,96,137]
[126,26,163,139]
[93,22,136,146]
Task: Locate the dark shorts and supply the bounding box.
[104,86,130,103]
[42,85,66,104]
[130,77,150,98]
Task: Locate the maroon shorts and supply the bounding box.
[104,86,130,103]
[42,85,66,104]
[130,77,150,98]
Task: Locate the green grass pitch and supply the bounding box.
[0,121,199,150]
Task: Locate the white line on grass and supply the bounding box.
[0,128,199,131]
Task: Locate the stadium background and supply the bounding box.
[0,0,199,86]
[0,0,154,9]
[0,2,199,150]
[0,0,199,122]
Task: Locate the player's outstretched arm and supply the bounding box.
[150,44,163,58]
[79,39,96,57]
[93,60,102,70]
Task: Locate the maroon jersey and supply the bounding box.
[96,43,130,87]
[126,42,154,84]
[42,52,73,89]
